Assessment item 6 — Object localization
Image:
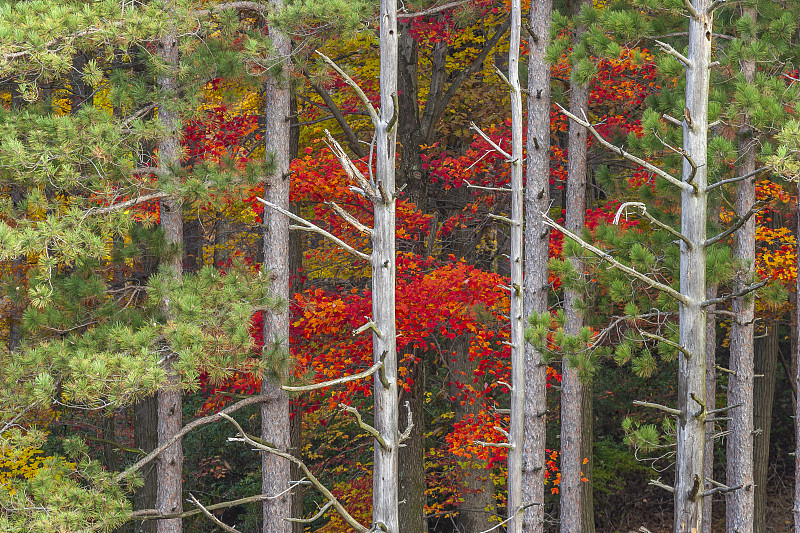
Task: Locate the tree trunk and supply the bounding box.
[505,1,525,531]
[261,1,293,530]
[703,284,718,533]
[450,335,495,533]
[674,2,711,531]
[156,15,184,533]
[753,323,778,533]
[726,7,758,531]
[795,181,800,532]
[522,0,552,532]
[134,397,158,533]
[561,3,591,527]
[399,356,426,533]
[372,1,399,531]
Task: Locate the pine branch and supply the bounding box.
[131,494,272,520]
[542,214,690,305]
[556,104,689,192]
[640,331,690,358]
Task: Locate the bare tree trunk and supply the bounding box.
[373,1,399,531]
[703,284,718,533]
[726,8,758,531]
[261,1,293,530]
[522,1,552,532]
[156,15,184,533]
[674,2,711,531]
[399,356,426,533]
[450,335,495,533]
[505,1,526,530]
[561,2,591,527]
[753,323,778,533]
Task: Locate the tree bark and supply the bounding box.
[795,181,800,532]
[703,284,718,533]
[727,7,757,531]
[753,323,778,533]
[522,1,552,532]
[156,14,184,533]
[674,2,711,531]
[561,2,591,528]
[134,398,158,533]
[399,356,426,533]
[261,1,293,531]
[506,1,525,531]
[450,335,495,533]
[372,1,399,531]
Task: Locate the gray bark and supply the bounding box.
[674,1,711,530]
[726,7,757,532]
[703,284,717,533]
[521,1,551,532]
[753,323,778,533]
[261,1,293,531]
[506,1,525,530]
[561,3,591,528]
[156,16,184,533]
[372,1,399,531]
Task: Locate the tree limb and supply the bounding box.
[116,394,273,483]
[398,0,470,18]
[556,104,690,192]
[421,16,511,143]
[701,279,768,308]
[85,192,168,216]
[706,167,768,192]
[470,122,511,160]
[282,361,383,393]
[188,494,240,533]
[543,214,690,305]
[315,51,379,127]
[220,413,368,533]
[651,39,691,67]
[613,202,690,247]
[257,198,370,261]
[633,400,682,417]
[640,331,690,358]
[307,77,367,158]
[328,202,372,235]
[703,203,763,247]
[286,501,333,524]
[340,403,389,451]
